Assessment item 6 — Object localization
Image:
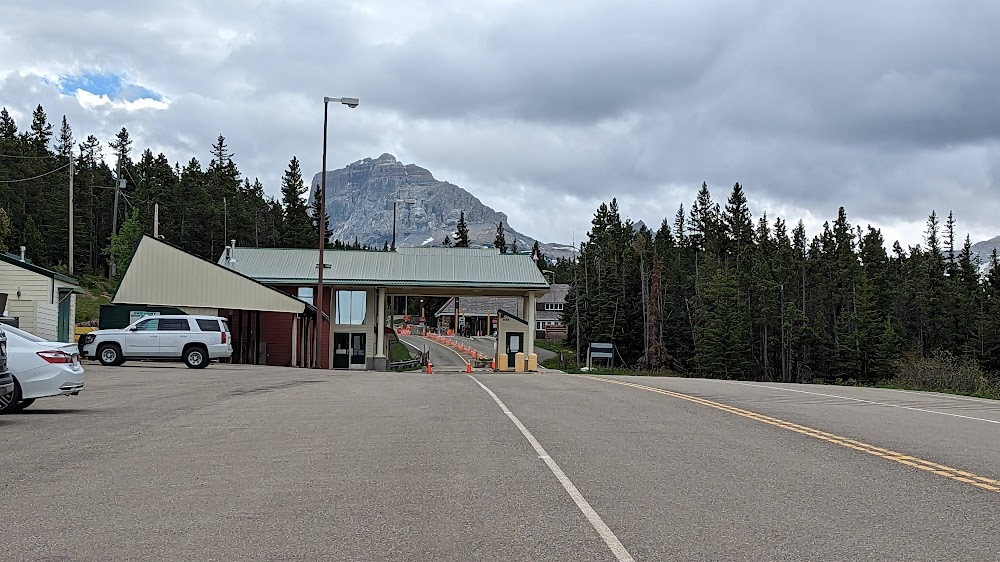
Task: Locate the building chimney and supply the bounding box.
[224,245,232,264]
[19,246,25,261]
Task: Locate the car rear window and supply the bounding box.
[159,318,192,331]
[196,319,221,332]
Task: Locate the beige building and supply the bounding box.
[0,251,80,342]
[111,239,550,370]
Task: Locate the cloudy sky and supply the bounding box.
[1,0,998,247]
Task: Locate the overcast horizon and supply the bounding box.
[2,1,999,249]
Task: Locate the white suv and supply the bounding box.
[80,315,233,369]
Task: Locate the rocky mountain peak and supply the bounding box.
[310,155,572,256]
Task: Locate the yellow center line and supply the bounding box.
[572,375,1000,494]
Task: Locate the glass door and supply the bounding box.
[350,333,367,369]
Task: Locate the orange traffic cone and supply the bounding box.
[427,362,433,374]
[490,357,496,369]
[465,362,472,373]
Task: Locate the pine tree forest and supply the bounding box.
[561,183,1000,387]
[0,104,368,278]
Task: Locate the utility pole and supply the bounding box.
[154,203,159,238]
[110,155,123,278]
[68,154,74,274]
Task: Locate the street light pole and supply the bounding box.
[315,96,359,369]
[390,198,417,252]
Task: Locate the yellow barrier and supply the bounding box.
[74,327,98,343]
[514,352,525,373]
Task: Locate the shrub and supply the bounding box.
[892,351,996,396]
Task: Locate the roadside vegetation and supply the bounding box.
[546,184,1000,400]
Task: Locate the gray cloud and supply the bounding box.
[1,0,999,248]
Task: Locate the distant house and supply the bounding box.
[434,283,570,340]
[0,250,80,342]
[535,283,569,339]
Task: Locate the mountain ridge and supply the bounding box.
[309,153,576,257]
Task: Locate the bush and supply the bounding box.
[892,351,997,397]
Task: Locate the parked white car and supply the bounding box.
[79,315,233,369]
[0,324,85,414]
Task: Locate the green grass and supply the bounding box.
[75,274,117,325]
[390,341,412,362]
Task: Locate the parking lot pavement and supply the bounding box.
[1,362,611,561]
[6,364,998,561]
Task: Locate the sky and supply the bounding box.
[1,0,999,248]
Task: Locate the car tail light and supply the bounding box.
[37,350,74,364]
[222,332,227,344]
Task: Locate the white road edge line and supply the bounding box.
[467,374,635,562]
[729,381,1000,425]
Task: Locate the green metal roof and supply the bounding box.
[218,247,550,291]
[0,253,79,285]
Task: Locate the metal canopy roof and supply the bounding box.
[114,236,309,314]
[219,247,550,294]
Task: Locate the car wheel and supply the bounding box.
[13,398,35,412]
[184,345,209,369]
[98,343,124,366]
[0,380,21,415]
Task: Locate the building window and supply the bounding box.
[336,290,367,325]
[297,287,314,306]
[544,303,564,311]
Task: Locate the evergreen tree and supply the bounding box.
[443,235,452,247]
[494,221,507,253]
[0,207,10,252]
[0,107,16,140]
[29,104,53,152]
[279,156,313,248]
[531,240,546,270]
[454,211,470,247]
[107,209,143,280]
[55,115,73,157]
[310,184,332,248]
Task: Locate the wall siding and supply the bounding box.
[0,261,52,304]
[33,301,58,341]
[259,312,294,366]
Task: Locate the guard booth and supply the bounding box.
[495,309,528,372]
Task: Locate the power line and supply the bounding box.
[0,153,59,159]
[0,162,70,183]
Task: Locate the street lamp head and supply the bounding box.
[324,96,360,108]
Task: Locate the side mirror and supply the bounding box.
[129,327,138,332]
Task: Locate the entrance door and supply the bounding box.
[350,333,367,369]
[333,333,350,369]
[505,332,523,368]
[57,290,72,343]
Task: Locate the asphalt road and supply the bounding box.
[400,334,470,369]
[443,334,558,363]
[3,365,998,561]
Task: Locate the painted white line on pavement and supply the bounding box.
[730,381,1000,425]
[468,375,635,562]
